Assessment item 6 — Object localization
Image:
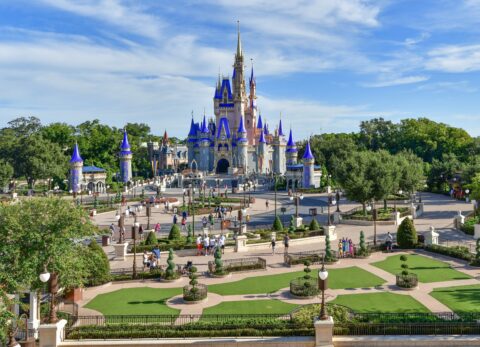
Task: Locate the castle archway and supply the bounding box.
[216,159,230,174]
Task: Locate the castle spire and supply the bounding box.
[287,129,296,148]
[188,117,196,137]
[236,20,242,58]
[249,59,255,87]
[237,115,247,133]
[302,141,314,160]
[120,129,132,154]
[259,128,266,143]
[162,130,169,145]
[201,114,209,133]
[278,118,285,137]
[70,142,83,163]
[257,114,263,129]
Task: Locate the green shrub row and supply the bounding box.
[424,244,473,262]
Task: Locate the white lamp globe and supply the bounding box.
[300,194,304,200]
[319,269,328,281]
[134,222,140,228]
[289,196,294,201]
[466,189,470,194]
[366,205,372,212]
[69,190,73,194]
[115,214,121,221]
[332,199,337,206]
[39,271,50,283]
[398,190,403,195]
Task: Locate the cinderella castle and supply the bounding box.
[186,26,307,179]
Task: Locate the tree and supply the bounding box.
[168,224,181,240]
[368,150,399,210]
[394,151,425,194]
[165,249,176,279]
[309,217,320,231]
[397,218,417,249]
[359,117,399,152]
[272,215,283,231]
[400,254,409,276]
[186,224,193,244]
[145,231,157,245]
[427,153,462,191]
[324,234,336,262]
[81,241,111,286]
[357,230,369,257]
[214,247,226,275]
[472,239,480,266]
[0,159,13,190]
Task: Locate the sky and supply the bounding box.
[0,0,480,139]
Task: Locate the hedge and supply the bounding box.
[424,244,473,262]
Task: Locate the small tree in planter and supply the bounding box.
[471,239,480,267]
[356,230,370,257]
[397,218,417,249]
[396,254,418,288]
[324,234,337,263]
[164,248,178,280]
[186,224,193,244]
[309,217,320,231]
[145,231,157,245]
[168,224,181,240]
[93,195,98,210]
[183,265,207,301]
[213,247,228,276]
[288,215,296,234]
[289,260,318,297]
[272,215,284,231]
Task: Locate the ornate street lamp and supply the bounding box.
[39,269,58,323]
[132,220,140,279]
[366,202,378,245]
[327,194,337,226]
[289,192,304,218]
[318,257,329,320]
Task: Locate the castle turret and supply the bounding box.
[69,142,83,193]
[302,141,315,188]
[187,117,197,165]
[286,129,298,165]
[257,129,268,173]
[237,115,248,172]
[199,114,210,172]
[119,129,132,183]
[272,119,287,174]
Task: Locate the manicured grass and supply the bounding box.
[85,287,182,315]
[331,292,430,313]
[209,266,385,295]
[372,254,471,283]
[431,284,480,313]
[202,300,298,316]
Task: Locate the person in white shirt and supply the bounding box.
[203,236,210,256]
[196,236,202,256]
[219,234,226,254]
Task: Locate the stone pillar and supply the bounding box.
[235,235,248,252]
[314,316,334,347]
[293,216,303,228]
[416,203,424,217]
[453,211,465,230]
[38,319,67,347]
[474,224,480,240]
[424,226,439,246]
[240,224,247,234]
[202,227,209,236]
[332,212,341,224]
[410,203,417,219]
[29,291,40,337]
[392,211,401,225]
[113,242,129,261]
[326,186,332,194]
[325,225,337,241]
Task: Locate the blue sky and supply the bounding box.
[1,0,480,139]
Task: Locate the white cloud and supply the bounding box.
[39,0,163,39]
[363,75,429,87]
[426,44,480,72]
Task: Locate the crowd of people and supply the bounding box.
[195,233,226,256]
[338,237,355,258]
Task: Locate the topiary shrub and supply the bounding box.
[168,224,181,240]
[309,218,320,231]
[397,217,417,249]
[213,247,228,275]
[356,230,370,257]
[272,215,284,231]
[186,224,193,244]
[145,231,157,245]
[396,254,418,288]
[289,260,318,297]
[164,248,178,280]
[324,234,337,262]
[471,239,480,267]
[288,215,296,234]
[83,241,111,286]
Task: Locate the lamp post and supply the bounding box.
[465,189,470,203]
[39,269,58,323]
[132,218,140,279]
[327,194,337,226]
[394,190,403,212]
[274,173,278,219]
[366,202,378,245]
[116,213,125,244]
[289,191,304,218]
[318,256,329,320]
[335,189,340,213]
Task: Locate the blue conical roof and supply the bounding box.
[287,129,295,147]
[201,115,209,133]
[70,143,83,163]
[237,116,246,133]
[303,141,314,160]
[257,115,263,129]
[120,130,132,154]
[278,119,285,136]
[259,129,266,143]
[263,123,268,135]
[249,65,255,86]
[188,118,196,137]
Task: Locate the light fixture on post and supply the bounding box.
[366,202,378,245]
[39,268,58,323]
[132,220,140,279]
[318,257,329,321]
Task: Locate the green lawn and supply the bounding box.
[372,254,471,283]
[209,266,385,295]
[431,284,480,313]
[202,299,298,316]
[84,287,182,315]
[331,292,430,313]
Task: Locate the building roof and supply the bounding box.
[215,77,233,100]
[70,143,83,163]
[83,166,105,173]
[257,114,263,129]
[120,130,132,155]
[188,118,196,137]
[237,116,246,133]
[217,117,231,139]
[259,129,266,143]
[200,115,209,133]
[249,64,255,87]
[278,119,285,136]
[303,141,314,160]
[287,129,296,147]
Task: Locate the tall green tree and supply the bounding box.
[394,151,425,193]
[0,159,14,189]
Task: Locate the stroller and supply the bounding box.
[181,261,194,275]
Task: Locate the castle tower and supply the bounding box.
[119,129,133,183]
[237,115,248,173]
[286,129,298,165]
[233,22,246,139]
[199,115,211,172]
[272,119,287,174]
[257,129,268,173]
[302,141,315,188]
[246,62,257,143]
[69,142,83,193]
[187,117,197,165]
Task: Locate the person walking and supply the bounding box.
[203,235,210,256]
[219,234,226,254]
[196,235,203,256]
[181,217,187,231]
[270,237,276,255]
[143,250,149,269]
[283,234,290,254]
[338,239,343,258]
[173,214,178,225]
[209,237,216,255]
[154,222,161,234]
[265,200,269,209]
[109,223,115,241]
[385,232,393,252]
[209,213,214,230]
[202,216,208,229]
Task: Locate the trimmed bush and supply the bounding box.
[272,215,284,231]
[288,215,296,234]
[397,218,417,249]
[471,239,480,267]
[186,224,193,244]
[145,231,157,245]
[168,224,181,240]
[164,248,178,280]
[324,234,337,262]
[309,218,320,231]
[83,241,111,286]
[214,247,228,275]
[424,244,472,262]
[356,230,370,257]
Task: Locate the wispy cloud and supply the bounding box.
[363,75,429,87]
[426,44,480,72]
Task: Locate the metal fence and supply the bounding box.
[207,256,267,273]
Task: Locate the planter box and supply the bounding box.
[64,287,83,303]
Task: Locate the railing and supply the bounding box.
[110,266,145,275]
[207,257,267,273]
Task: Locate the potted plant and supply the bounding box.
[396,254,418,289]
